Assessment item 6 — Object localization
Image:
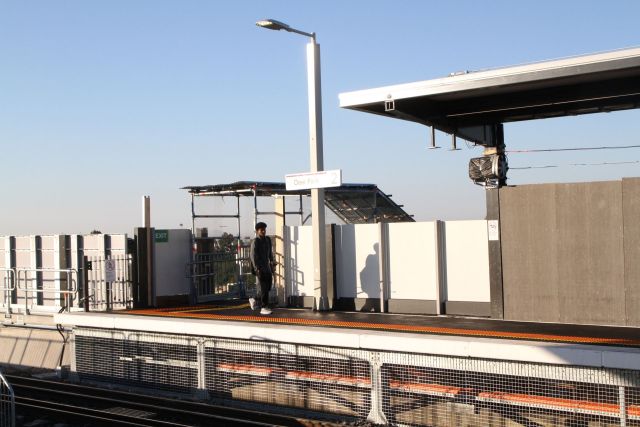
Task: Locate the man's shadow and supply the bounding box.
[359,243,379,312]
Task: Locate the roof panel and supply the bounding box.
[182,182,413,224]
[339,47,640,144]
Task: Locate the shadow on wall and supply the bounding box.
[359,243,379,312]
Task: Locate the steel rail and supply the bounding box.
[7,375,324,426]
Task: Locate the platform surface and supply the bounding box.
[121,300,640,348]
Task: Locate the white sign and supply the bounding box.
[285,169,342,191]
[487,220,500,241]
[105,259,117,282]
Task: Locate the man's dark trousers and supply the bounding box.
[257,271,272,308]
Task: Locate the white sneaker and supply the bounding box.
[249,298,256,310]
[260,307,272,315]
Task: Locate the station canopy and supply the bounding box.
[339,47,640,145]
[183,181,414,224]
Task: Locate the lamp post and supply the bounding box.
[256,19,329,311]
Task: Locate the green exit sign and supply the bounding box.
[154,230,169,243]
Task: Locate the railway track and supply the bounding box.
[6,374,341,426]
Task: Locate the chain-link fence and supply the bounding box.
[73,327,640,426]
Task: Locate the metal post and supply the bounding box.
[434,220,445,315]
[236,194,243,296]
[620,386,628,426]
[367,352,388,424]
[252,187,258,226]
[256,20,328,310]
[299,195,304,224]
[377,222,387,313]
[307,39,329,311]
[191,193,196,235]
[82,256,90,312]
[143,196,153,307]
[0,369,16,427]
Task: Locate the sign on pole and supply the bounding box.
[285,169,342,191]
[105,259,117,282]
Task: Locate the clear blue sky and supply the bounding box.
[2,0,639,236]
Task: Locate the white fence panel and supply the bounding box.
[334,224,379,300]
[284,220,491,315]
[444,220,490,303]
[387,222,438,300]
[285,225,314,299]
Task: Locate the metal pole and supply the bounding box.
[191,193,195,234]
[307,39,328,311]
[237,194,242,295]
[82,256,89,312]
[299,195,303,225]
[143,196,153,307]
[252,187,258,226]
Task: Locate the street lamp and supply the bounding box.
[256,18,330,311]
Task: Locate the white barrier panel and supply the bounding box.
[284,220,491,316]
[334,224,379,300]
[387,222,438,300]
[444,220,490,303]
[285,225,314,299]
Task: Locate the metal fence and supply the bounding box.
[1,255,134,313]
[3,267,79,314]
[73,327,640,426]
[0,369,15,427]
[84,255,134,311]
[18,267,78,313]
[1,268,16,318]
[189,246,256,302]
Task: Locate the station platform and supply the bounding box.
[54,301,640,425]
[123,300,640,348]
[55,300,640,372]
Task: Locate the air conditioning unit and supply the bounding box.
[468,154,508,188]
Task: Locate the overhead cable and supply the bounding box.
[511,160,640,170]
[506,144,640,153]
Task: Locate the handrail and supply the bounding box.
[1,268,16,317]
[16,268,79,314]
[0,268,16,292]
[0,369,15,427]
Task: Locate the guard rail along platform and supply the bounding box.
[56,307,640,426]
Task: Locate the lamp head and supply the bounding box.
[256,19,290,31]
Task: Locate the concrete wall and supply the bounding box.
[623,178,640,325]
[500,179,637,326]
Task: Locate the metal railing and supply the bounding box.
[1,268,16,317]
[188,249,255,302]
[84,255,134,311]
[16,268,78,314]
[75,327,640,426]
[0,369,15,427]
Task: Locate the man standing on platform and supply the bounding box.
[249,222,275,315]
